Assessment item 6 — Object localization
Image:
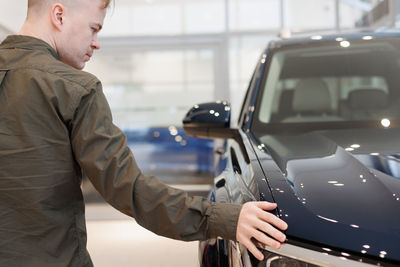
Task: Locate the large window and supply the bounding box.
[283,0,336,31]
[229,0,281,31]
[86,47,215,127]
[101,0,225,36]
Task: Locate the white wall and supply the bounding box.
[0,0,26,34]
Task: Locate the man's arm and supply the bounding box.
[70,80,287,257]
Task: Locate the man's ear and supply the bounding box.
[50,4,65,31]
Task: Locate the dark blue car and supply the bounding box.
[124,127,214,174]
[183,31,400,266]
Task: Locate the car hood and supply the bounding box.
[256,127,400,263]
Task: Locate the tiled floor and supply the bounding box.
[83,169,213,267]
[86,203,198,267]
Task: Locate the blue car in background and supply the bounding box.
[124,126,215,174]
[183,31,400,266]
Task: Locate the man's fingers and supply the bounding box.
[236,201,289,261]
[242,238,264,261]
[250,227,281,249]
[255,220,286,243]
[257,208,288,231]
[255,201,277,211]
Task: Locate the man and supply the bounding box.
[0,0,288,266]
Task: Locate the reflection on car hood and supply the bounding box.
[257,128,400,263]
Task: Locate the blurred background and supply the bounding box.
[1,0,399,266]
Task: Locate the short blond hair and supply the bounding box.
[28,0,113,10]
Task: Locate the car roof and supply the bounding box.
[267,29,400,49]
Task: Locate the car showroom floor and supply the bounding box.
[86,203,199,267]
[83,174,212,267]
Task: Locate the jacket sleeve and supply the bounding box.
[70,80,242,241]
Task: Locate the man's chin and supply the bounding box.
[72,61,85,70]
[61,59,85,70]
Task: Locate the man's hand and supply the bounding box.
[236,201,288,261]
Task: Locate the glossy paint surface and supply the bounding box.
[252,127,400,263]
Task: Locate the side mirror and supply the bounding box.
[183,101,231,138]
[183,101,250,164]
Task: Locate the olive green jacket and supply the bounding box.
[0,35,241,267]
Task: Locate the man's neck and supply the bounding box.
[19,21,57,51]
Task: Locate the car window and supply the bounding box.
[256,39,400,127]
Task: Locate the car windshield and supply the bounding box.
[253,37,400,134]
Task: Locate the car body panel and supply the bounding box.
[251,128,400,263]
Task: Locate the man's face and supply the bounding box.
[56,0,107,70]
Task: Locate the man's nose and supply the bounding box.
[91,36,101,50]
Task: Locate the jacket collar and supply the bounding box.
[1,35,60,60]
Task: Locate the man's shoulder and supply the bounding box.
[7,50,100,92]
[49,61,100,91]
[34,54,100,91]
